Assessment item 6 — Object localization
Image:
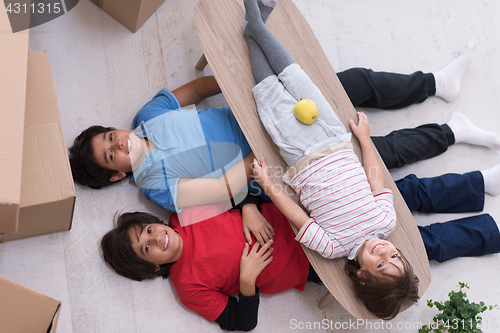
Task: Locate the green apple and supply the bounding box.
[293,99,319,125]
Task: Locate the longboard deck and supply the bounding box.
[195,0,430,318]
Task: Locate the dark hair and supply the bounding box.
[344,251,420,320]
[100,212,174,281]
[69,125,127,189]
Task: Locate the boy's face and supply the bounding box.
[92,129,144,180]
[357,238,403,277]
[128,223,183,266]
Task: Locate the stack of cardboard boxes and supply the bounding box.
[0,5,75,332]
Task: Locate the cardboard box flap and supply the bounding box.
[0,275,61,333]
[0,4,29,233]
[23,50,64,127]
[21,51,75,208]
[21,124,75,206]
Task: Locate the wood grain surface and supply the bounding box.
[196,0,430,318]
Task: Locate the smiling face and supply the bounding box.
[128,223,183,266]
[356,238,403,277]
[91,129,145,181]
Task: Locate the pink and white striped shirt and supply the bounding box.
[282,143,397,260]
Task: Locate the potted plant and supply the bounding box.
[419,282,498,333]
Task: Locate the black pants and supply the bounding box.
[338,68,436,109]
[336,68,454,169]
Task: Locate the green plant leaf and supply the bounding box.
[424,282,499,333]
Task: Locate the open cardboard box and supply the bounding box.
[1,51,76,242]
[0,275,61,333]
[90,0,166,33]
[0,2,29,235]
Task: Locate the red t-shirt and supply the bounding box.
[168,203,310,321]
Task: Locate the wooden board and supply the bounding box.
[195,0,430,319]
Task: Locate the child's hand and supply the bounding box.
[252,157,270,187]
[242,204,274,246]
[239,240,274,293]
[349,112,371,142]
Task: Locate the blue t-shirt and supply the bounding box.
[131,89,254,212]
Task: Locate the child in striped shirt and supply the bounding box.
[242,0,418,319]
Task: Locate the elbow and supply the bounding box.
[321,251,337,260]
[216,182,234,202]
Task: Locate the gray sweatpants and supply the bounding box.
[252,63,351,166]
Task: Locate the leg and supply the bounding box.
[245,0,348,165]
[481,164,500,196]
[243,0,347,138]
[433,42,476,102]
[247,36,275,83]
[337,69,435,109]
[244,1,339,122]
[318,292,334,309]
[244,0,278,83]
[447,113,500,150]
[372,124,454,169]
[372,113,500,169]
[419,214,500,262]
[243,0,338,115]
[242,0,294,75]
[195,54,208,71]
[337,42,475,108]
[395,171,485,214]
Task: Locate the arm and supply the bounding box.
[215,292,260,331]
[215,240,274,331]
[349,112,385,192]
[171,76,221,107]
[176,152,254,208]
[215,239,272,331]
[252,157,310,230]
[253,158,343,259]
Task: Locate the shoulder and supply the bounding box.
[142,187,176,212]
[133,89,182,127]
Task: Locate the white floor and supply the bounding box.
[1,0,500,332]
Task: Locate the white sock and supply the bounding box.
[433,42,476,102]
[481,164,500,196]
[446,113,500,150]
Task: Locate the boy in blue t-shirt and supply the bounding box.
[129,88,255,214]
[70,76,260,228]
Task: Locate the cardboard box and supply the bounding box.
[1,51,76,242]
[0,3,29,234]
[0,275,61,333]
[90,0,166,33]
